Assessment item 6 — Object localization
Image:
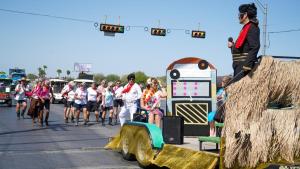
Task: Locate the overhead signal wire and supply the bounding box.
[0,8,195,34]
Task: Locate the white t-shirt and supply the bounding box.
[67,90,75,102]
[15,84,26,101]
[114,86,124,100]
[87,87,98,102]
[74,88,87,105]
[123,83,142,104]
[61,85,72,98]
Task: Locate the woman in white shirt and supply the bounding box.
[15,78,27,119]
[74,83,88,126]
[87,83,100,123]
[66,88,76,123]
[113,80,123,125]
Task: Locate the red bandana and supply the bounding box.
[235,22,251,49]
[122,83,134,93]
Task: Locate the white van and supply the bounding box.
[49,79,68,103]
[73,79,94,88]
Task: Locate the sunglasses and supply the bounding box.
[238,13,246,19]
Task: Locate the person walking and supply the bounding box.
[38,81,53,126]
[118,73,142,126]
[27,80,42,125]
[229,3,260,82]
[97,80,106,120]
[87,82,100,123]
[101,82,115,126]
[74,83,88,126]
[66,87,76,123]
[113,80,123,125]
[61,81,75,123]
[15,77,28,119]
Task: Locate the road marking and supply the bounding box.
[0,147,110,155]
[58,166,141,169]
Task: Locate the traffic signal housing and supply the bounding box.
[100,24,124,33]
[151,28,166,36]
[192,31,206,38]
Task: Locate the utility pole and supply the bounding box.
[255,0,268,56]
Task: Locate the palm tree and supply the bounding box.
[38,67,46,78]
[66,70,71,77]
[57,69,62,78]
[43,65,47,72]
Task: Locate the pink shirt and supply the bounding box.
[39,87,50,100]
[32,85,42,99]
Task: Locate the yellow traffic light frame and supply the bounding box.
[151,28,166,36]
[100,23,125,33]
[191,30,206,38]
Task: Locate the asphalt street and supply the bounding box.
[0,103,140,169]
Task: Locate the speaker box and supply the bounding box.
[162,116,184,144]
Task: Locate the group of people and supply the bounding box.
[15,77,53,126]
[59,73,166,128]
[13,73,166,128]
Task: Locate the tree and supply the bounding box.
[27,73,38,80]
[43,65,47,72]
[135,71,148,84]
[93,73,105,83]
[120,74,128,84]
[106,74,120,82]
[156,75,167,87]
[38,67,46,78]
[66,70,71,77]
[57,69,62,78]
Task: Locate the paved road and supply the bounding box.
[0,104,140,169]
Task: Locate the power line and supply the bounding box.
[0,8,96,23]
[269,28,300,34]
[0,8,200,33]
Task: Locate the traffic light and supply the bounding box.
[100,24,124,33]
[192,31,206,38]
[151,28,166,36]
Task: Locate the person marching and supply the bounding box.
[74,82,88,126]
[97,80,107,120]
[61,81,75,123]
[113,80,123,125]
[101,82,115,126]
[86,82,100,123]
[27,80,42,125]
[15,77,28,119]
[229,3,260,82]
[38,81,53,126]
[66,86,76,123]
[118,73,142,126]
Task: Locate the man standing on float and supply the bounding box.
[228,3,260,82]
[118,73,142,126]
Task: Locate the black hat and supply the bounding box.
[127,73,135,81]
[239,3,257,19]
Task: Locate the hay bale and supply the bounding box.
[223,56,300,168]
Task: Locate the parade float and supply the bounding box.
[106,56,300,169]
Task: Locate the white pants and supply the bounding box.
[119,103,137,126]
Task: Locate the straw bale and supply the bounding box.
[223,56,300,168]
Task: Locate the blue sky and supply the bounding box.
[1,0,300,77]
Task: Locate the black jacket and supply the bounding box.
[232,21,260,71]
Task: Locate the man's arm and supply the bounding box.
[243,24,260,71]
